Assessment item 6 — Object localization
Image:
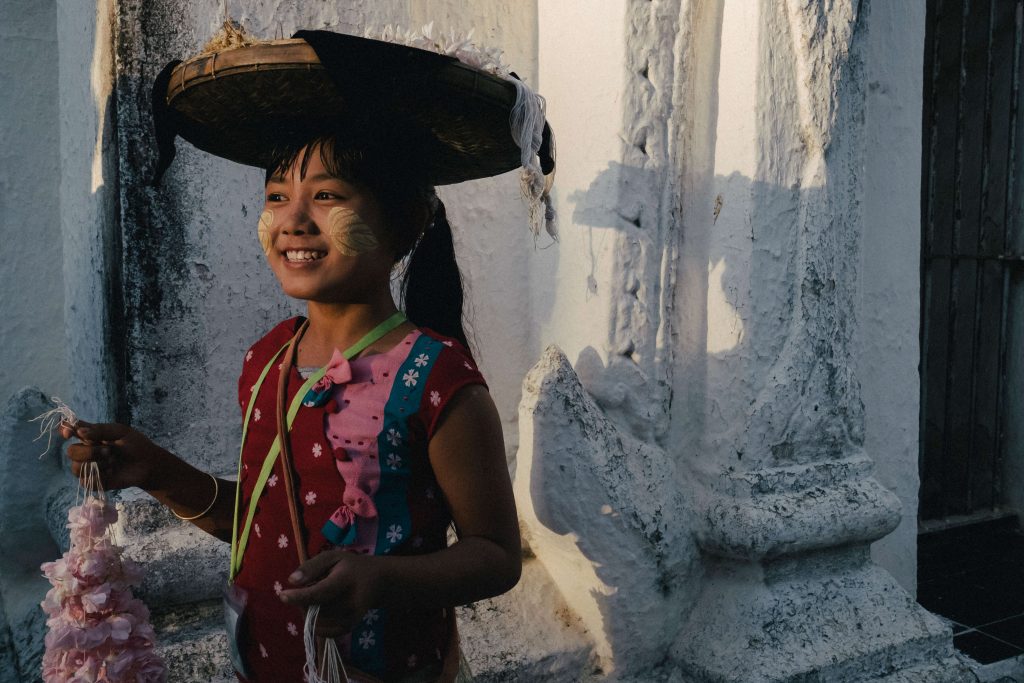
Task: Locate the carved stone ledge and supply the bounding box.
[693,470,901,560]
[673,546,972,683]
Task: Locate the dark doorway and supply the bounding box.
[918,0,1024,665]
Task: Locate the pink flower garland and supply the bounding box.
[40,494,166,682]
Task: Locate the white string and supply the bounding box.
[77,460,107,507]
[303,605,349,683]
[30,396,79,459]
[509,80,557,239]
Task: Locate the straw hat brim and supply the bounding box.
[163,34,552,185]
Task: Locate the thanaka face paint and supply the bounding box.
[328,206,380,255]
[257,210,273,255]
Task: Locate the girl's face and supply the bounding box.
[261,148,394,304]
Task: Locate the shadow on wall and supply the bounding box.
[519,149,871,678]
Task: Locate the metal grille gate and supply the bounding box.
[921,0,1024,522]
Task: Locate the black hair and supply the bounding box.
[265,130,469,348]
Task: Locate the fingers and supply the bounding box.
[67,444,116,476]
[74,422,131,444]
[280,552,351,607]
[67,442,114,462]
[58,420,83,440]
[280,580,331,607]
[288,550,345,586]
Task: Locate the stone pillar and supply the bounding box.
[669,1,968,680]
[517,0,975,680]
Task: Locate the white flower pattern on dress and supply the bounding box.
[414,353,430,367]
[464,361,473,370]
[267,473,278,487]
[277,534,288,549]
[430,390,441,406]
[386,428,402,446]
[260,644,268,658]
[402,369,419,387]
[359,631,376,649]
[273,581,283,595]
[254,523,261,537]
[364,609,380,624]
[245,349,253,362]
[287,622,298,636]
[387,524,404,544]
[442,340,454,347]
[253,408,262,422]
[386,453,403,470]
[305,491,317,506]
[312,442,322,458]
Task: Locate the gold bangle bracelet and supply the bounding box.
[171,472,219,521]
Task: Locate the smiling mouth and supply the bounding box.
[283,250,327,263]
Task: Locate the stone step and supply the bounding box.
[152,599,234,683]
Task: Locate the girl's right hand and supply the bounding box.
[59,421,166,491]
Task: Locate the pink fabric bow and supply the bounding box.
[312,348,353,392]
[328,487,378,530]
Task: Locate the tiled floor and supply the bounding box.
[917,516,1024,664]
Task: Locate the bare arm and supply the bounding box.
[60,421,236,542]
[280,384,521,634]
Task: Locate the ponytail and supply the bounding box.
[401,199,469,348]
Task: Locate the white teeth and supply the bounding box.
[284,250,326,262]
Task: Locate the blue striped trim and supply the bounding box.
[374,334,442,557]
[349,608,387,674]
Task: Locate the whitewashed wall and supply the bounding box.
[860,0,926,595]
[0,0,67,405]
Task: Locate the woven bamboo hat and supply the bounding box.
[153,25,556,233]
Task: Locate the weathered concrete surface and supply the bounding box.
[153,600,234,683]
[0,0,68,407]
[57,0,121,423]
[532,0,686,449]
[0,389,66,680]
[458,558,595,682]
[673,546,963,682]
[522,0,965,680]
[515,345,699,678]
[859,0,927,596]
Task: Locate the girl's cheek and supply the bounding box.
[328,207,380,255]
[258,210,274,255]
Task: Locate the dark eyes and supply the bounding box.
[264,191,346,202]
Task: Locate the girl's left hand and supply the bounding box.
[279,550,381,637]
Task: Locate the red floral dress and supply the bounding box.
[232,317,486,681]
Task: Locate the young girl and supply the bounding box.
[60,27,553,683]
